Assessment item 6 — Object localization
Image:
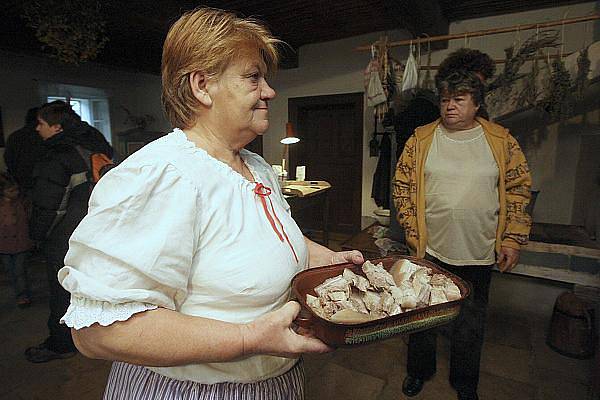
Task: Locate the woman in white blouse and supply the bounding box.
[58,7,363,400]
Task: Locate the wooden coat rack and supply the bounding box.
[419,52,574,70]
[355,14,600,52]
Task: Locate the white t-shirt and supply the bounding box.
[58,129,308,384]
[424,123,499,265]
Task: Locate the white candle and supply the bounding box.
[296,166,306,181]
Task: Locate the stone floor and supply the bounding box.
[0,251,596,400]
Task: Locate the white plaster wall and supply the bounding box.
[267,30,413,218]
[264,1,599,225]
[0,50,170,170]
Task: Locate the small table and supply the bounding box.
[283,181,331,246]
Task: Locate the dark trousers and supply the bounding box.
[45,261,76,353]
[407,255,493,394]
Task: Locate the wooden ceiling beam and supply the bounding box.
[438,0,593,22]
[385,0,449,50]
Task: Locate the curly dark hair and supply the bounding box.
[436,48,496,84]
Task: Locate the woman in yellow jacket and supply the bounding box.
[392,69,531,400]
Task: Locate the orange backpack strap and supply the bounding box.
[75,145,115,184]
[90,153,113,182]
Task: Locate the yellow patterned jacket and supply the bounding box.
[392,117,532,259]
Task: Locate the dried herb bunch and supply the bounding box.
[488,30,559,92]
[573,46,591,101]
[22,0,108,64]
[516,52,540,109]
[544,58,573,121]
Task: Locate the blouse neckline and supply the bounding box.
[173,128,260,188]
[437,123,484,143]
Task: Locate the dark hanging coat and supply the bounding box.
[371,131,392,209]
[394,92,440,159]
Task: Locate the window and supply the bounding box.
[40,82,112,144]
[47,96,112,144]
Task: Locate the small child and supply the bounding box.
[0,173,33,307]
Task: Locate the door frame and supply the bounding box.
[288,92,364,233]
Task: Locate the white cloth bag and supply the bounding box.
[402,45,419,92]
[365,58,387,107]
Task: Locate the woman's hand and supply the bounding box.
[305,236,364,268]
[241,301,332,358]
[330,250,364,265]
[497,246,520,272]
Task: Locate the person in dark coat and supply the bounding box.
[25,100,113,363]
[4,107,48,196]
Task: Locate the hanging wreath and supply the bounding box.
[22,0,109,64]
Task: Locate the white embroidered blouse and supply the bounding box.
[58,129,308,384]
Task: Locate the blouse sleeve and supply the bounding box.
[58,161,201,329]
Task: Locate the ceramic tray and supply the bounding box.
[291,256,471,347]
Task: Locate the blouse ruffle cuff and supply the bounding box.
[61,295,158,329]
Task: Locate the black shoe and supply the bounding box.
[25,341,77,363]
[402,376,425,397]
[457,389,479,400]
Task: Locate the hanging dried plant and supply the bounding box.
[516,53,540,109]
[488,30,559,92]
[543,58,573,121]
[420,40,434,90]
[22,0,109,64]
[486,48,515,114]
[573,46,591,101]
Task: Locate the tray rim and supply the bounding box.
[291,255,472,329]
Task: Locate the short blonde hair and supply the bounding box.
[161,7,281,129]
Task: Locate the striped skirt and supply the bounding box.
[103,360,305,400]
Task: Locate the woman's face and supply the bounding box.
[439,91,479,131]
[207,52,276,142]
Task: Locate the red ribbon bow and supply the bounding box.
[254,182,299,263]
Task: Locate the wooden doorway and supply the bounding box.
[288,93,363,234]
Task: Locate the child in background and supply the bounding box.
[0,173,33,307]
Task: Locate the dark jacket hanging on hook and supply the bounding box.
[394,91,440,160]
[369,115,380,157]
[371,131,391,209]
